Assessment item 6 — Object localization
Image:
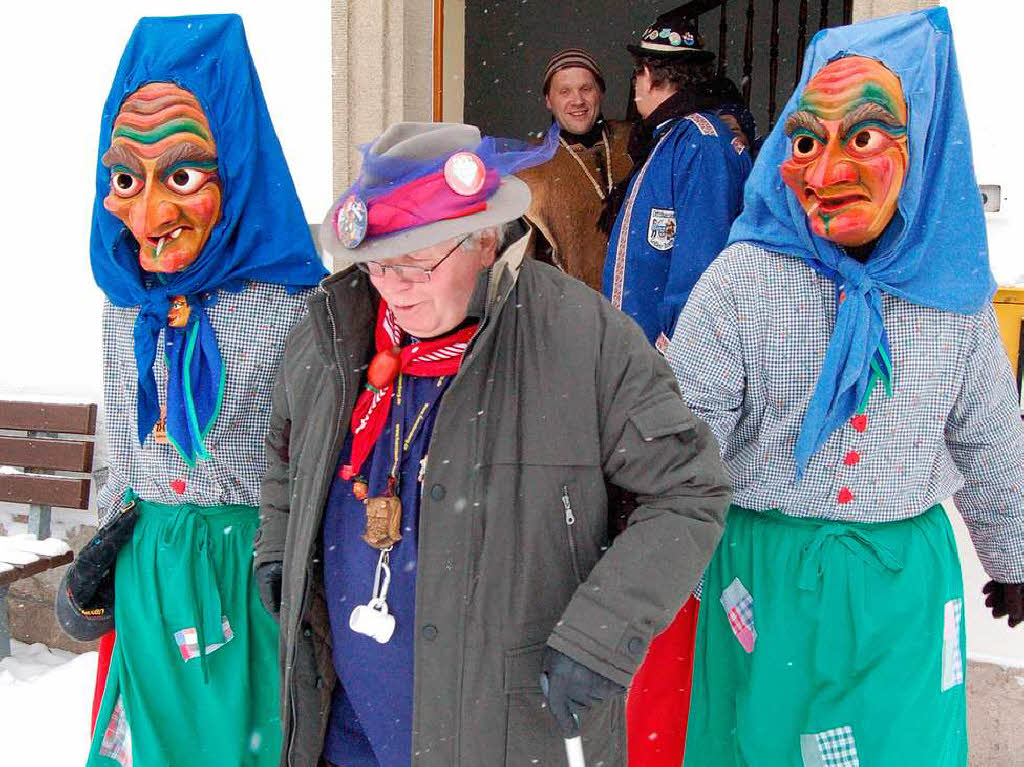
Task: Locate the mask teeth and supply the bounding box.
[155,236,166,261]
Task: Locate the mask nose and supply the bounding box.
[805,139,857,190]
[138,184,179,237]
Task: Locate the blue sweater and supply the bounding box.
[603,112,751,350]
[322,373,449,766]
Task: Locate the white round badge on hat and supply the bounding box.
[444,152,486,196]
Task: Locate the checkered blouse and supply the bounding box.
[96,281,312,526]
[667,243,1024,583]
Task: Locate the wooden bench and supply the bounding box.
[0,401,97,657]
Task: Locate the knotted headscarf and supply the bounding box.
[727,8,995,476]
[90,14,326,464]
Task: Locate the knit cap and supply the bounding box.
[543,48,606,94]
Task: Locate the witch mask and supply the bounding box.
[780,56,909,248]
[102,82,221,273]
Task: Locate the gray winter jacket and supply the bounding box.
[255,233,730,766]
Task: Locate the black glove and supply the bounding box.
[66,502,138,611]
[256,561,283,618]
[540,646,625,737]
[982,580,1024,628]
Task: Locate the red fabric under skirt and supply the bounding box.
[627,595,699,766]
[91,631,116,734]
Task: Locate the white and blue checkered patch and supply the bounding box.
[801,725,860,767]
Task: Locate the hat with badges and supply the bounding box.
[321,122,558,268]
[627,9,714,62]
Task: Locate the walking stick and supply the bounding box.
[541,672,587,767]
[564,735,586,767]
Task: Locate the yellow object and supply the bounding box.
[994,288,1024,377]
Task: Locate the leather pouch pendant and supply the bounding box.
[362,496,402,549]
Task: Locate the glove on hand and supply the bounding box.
[982,580,1024,628]
[540,646,625,737]
[256,561,283,618]
[66,503,138,611]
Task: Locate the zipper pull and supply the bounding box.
[561,486,575,525]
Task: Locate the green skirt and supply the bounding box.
[87,497,282,766]
[685,505,967,767]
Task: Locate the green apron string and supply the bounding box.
[166,506,226,683]
[798,523,905,591]
[123,488,232,682]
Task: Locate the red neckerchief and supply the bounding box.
[340,301,478,481]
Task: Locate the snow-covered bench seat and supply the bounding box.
[0,400,97,657]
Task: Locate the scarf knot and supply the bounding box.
[341,302,478,481]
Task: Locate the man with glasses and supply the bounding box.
[253,121,730,766]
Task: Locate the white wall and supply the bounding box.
[945,0,1024,287]
[0,2,331,406]
[942,0,1024,666]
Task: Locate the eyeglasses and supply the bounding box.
[357,235,471,283]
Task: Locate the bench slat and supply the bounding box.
[0,475,91,509]
[0,436,94,472]
[0,401,97,436]
[0,551,74,587]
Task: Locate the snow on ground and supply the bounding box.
[0,640,96,764]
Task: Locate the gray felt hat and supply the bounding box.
[320,122,532,269]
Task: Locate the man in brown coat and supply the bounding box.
[517,48,632,290]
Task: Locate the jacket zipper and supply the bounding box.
[562,485,583,584]
[287,284,348,765]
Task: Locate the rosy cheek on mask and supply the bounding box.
[184,192,219,227]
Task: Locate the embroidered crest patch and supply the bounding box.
[647,208,676,251]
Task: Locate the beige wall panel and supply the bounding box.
[852,0,938,22]
[332,0,434,200]
[441,0,465,123]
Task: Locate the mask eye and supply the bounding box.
[166,167,214,195]
[790,133,822,161]
[111,170,143,198]
[847,128,889,155]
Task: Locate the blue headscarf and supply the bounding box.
[90,15,326,465]
[727,8,995,477]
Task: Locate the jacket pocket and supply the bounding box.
[628,391,698,441]
[503,640,562,764]
[503,640,547,694]
[502,641,626,765]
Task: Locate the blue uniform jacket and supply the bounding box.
[603,112,751,351]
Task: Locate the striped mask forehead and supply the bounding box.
[799,56,907,126]
[112,82,217,159]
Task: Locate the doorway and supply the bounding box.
[438,0,853,141]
